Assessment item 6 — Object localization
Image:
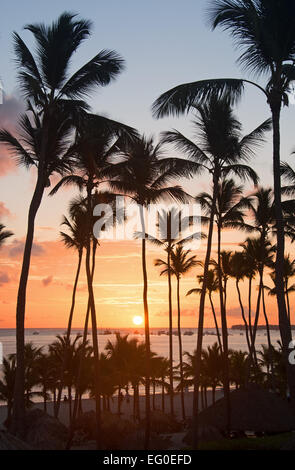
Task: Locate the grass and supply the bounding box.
[198,433,293,450]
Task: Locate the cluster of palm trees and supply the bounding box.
[0,1,295,451]
[0,335,288,437]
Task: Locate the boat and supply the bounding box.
[157,330,166,336]
[184,330,194,336]
[103,329,112,335]
[32,331,39,335]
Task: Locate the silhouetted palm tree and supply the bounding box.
[0,12,124,437]
[105,136,188,449]
[152,0,295,419]
[0,224,13,248]
[187,269,223,352]
[160,97,266,445]
[0,356,16,426]
[156,245,198,420]
[229,251,252,354]
[51,116,136,446]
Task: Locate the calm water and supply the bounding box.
[0,327,282,360]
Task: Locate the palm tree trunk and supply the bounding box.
[85,181,101,449]
[285,280,291,324]
[54,249,83,418]
[139,205,151,450]
[217,224,231,437]
[271,102,295,411]
[236,280,251,355]
[11,172,45,437]
[66,240,97,450]
[167,246,174,416]
[176,275,185,421]
[209,292,223,352]
[161,375,165,412]
[248,277,253,345]
[262,287,275,390]
[192,173,218,449]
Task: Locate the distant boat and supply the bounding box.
[157,330,165,336]
[32,331,39,335]
[103,329,112,335]
[184,330,194,336]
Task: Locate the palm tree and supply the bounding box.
[160,97,267,445]
[146,208,189,417]
[187,269,223,352]
[105,136,188,448]
[51,116,137,447]
[240,237,275,363]
[0,12,124,437]
[0,356,16,426]
[201,343,222,405]
[0,224,13,248]
[155,245,198,420]
[229,350,249,390]
[152,0,295,418]
[60,206,88,338]
[229,251,252,354]
[197,178,249,395]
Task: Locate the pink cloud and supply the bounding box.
[0,202,12,218]
[9,239,45,258]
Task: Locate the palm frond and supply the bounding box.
[152,78,244,118]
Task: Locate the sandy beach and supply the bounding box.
[0,390,224,428]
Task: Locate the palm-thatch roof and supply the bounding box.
[197,386,295,433]
[25,409,68,450]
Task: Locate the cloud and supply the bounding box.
[155,308,196,318]
[0,202,12,218]
[0,271,10,286]
[42,275,53,287]
[0,94,26,176]
[9,239,45,258]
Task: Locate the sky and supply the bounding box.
[0,0,294,328]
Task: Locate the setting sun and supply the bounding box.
[133,315,143,326]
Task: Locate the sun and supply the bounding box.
[133,315,143,326]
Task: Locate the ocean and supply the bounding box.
[0,327,282,360]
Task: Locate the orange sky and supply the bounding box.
[0,229,281,329]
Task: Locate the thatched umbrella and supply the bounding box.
[25,409,68,450]
[197,386,295,434]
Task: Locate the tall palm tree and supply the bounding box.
[240,237,275,362]
[60,207,88,341]
[0,12,124,437]
[51,117,136,448]
[152,0,295,417]
[155,245,198,420]
[196,178,249,396]
[105,136,188,449]
[52,205,89,418]
[229,251,252,354]
[145,208,188,416]
[160,97,267,446]
[187,269,223,352]
[0,224,13,248]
